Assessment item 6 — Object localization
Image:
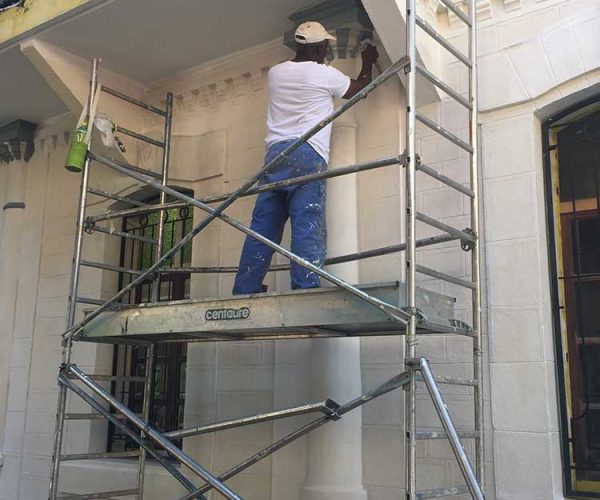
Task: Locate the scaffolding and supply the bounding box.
[48,1,484,498]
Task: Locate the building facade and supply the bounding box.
[0,0,599,499]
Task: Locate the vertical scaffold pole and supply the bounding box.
[137,344,155,499]
[151,92,174,302]
[404,0,418,496]
[48,57,99,500]
[469,0,484,487]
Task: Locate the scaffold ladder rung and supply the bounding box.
[416,161,474,197]
[416,429,479,439]
[66,373,146,382]
[75,297,105,306]
[102,85,167,117]
[416,264,477,290]
[58,488,139,500]
[415,63,472,110]
[416,212,475,244]
[415,112,474,153]
[65,413,129,420]
[115,124,165,148]
[60,450,140,461]
[416,15,472,67]
[416,485,470,499]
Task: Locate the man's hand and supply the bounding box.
[342,44,379,99]
[361,44,379,65]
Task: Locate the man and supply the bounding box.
[232,21,379,295]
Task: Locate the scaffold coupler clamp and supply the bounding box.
[58,363,73,377]
[84,217,96,234]
[448,318,473,333]
[403,306,426,322]
[323,398,342,421]
[460,227,477,252]
[405,358,423,370]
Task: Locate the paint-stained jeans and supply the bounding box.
[232,140,327,294]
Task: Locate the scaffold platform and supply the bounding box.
[78,282,464,343]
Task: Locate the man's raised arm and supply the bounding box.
[343,45,379,99]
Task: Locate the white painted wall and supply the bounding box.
[0,0,598,498]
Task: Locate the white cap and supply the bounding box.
[294,21,336,45]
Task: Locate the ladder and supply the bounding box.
[47,0,484,498]
[405,0,484,497]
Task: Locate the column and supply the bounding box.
[301,57,367,500]
[0,159,27,450]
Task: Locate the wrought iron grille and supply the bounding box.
[107,199,192,452]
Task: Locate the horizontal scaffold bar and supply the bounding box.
[91,225,158,245]
[86,153,406,224]
[92,156,163,180]
[57,374,199,496]
[180,370,412,499]
[76,297,105,306]
[80,260,143,276]
[161,234,458,274]
[87,187,151,207]
[102,85,167,117]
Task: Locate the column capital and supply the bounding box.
[283,0,375,61]
[0,120,36,163]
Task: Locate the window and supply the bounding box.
[544,102,600,496]
[107,194,193,452]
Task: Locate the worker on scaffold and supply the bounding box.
[233,21,379,295]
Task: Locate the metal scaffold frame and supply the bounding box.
[48,1,484,498]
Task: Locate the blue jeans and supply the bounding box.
[232,140,327,294]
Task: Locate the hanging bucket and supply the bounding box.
[64,124,88,172]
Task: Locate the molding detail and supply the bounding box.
[168,66,270,114]
[0,120,36,163]
[2,202,25,210]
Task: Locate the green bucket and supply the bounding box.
[64,124,88,172]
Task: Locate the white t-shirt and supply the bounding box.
[265,61,351,163]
